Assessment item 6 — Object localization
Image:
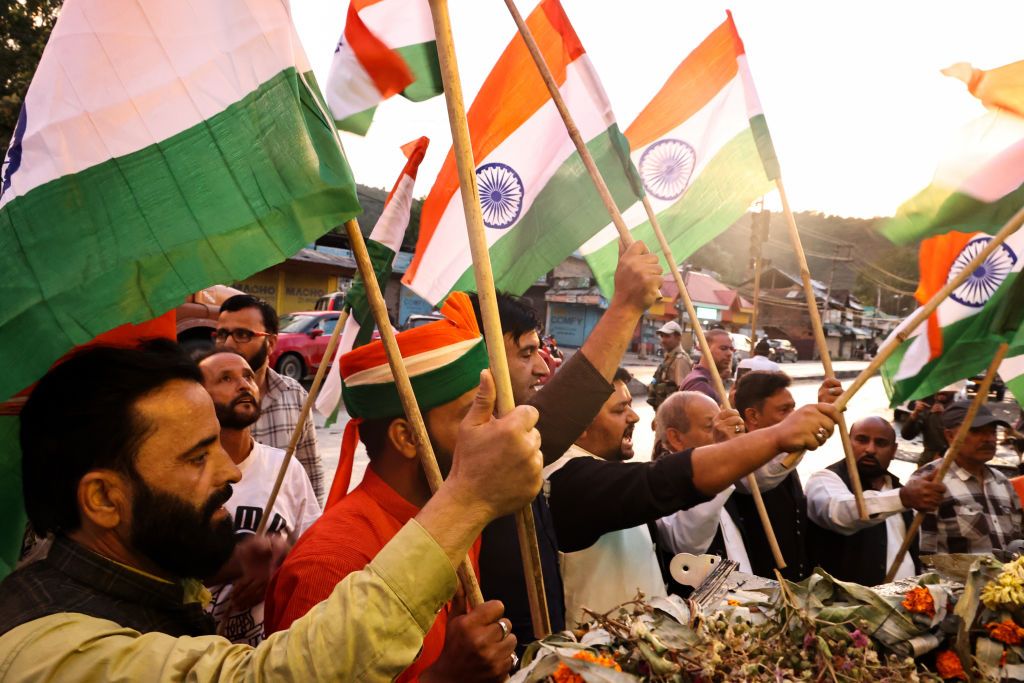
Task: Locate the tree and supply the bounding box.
[0,0,61,147]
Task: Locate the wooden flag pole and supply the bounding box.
[428,0,550,637]
[782,202,1024,469]
[345,219,484,605]
[291,67,489,605]
[502,0,785,569]
[776,178,869,520]
[883,342,1009,583]
[255,306,349,536]
[748,208,763,353]
[641,197,786,570]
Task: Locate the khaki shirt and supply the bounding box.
[0,520,456,682]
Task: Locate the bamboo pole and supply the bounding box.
[291,62,490,606]
[642,197,786,570]
[781,202,1024,469]
[255,306,348,536]
[502,0,785,569]
[883,342,1009,583]
[748,212,762,353]
[344,219,484,604]
[776,178,868,520]
[428,0,549,637]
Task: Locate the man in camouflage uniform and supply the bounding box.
[648,321,692,409]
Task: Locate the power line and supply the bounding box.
[853,256,919,286]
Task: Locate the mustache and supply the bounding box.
[231,391,256,407]
[202,484,233,521]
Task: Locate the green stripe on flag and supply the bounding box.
[0,415,25,580]
[448,125,641,296]
[749,114,780,182]
[881,181,1024,245]
[336,105,378,135]
[397,42,442,102]
[345,238,396,349]
[586,129,772,295]
[0,67,361,402]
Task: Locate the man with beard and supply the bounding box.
[914,402,1024,554]
[543,368,841,627]
[0,340,545,681]
[216,295,324,503]
[680,329,734,403]
[265,293,520,682]
[806,417,945,585]
[198,351,320,645]
[470,241,666,647]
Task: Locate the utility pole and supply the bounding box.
[748,200,768,350]
[823,242,840,324]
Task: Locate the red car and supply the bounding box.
[270,311,341,380]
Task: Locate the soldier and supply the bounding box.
[648,321,692,409]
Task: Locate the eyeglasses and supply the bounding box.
[212,328,271,344]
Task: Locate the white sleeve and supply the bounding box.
[287,459,322,541]
[655,486,734,556]
[734,452,791,492]
[804,470,906,535]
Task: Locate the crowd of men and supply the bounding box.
[0,241,1021,681]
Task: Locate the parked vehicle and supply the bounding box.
[314,291,346,311]
[967,372,1007,402]
[403,313,444,330]
[270,311,342,380]
[767,338,799,363]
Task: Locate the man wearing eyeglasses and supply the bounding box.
[215,295,324,504]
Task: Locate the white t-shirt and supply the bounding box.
[209,441,321,645]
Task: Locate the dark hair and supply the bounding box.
[19,339,203,535]
[468,292,539,345]
[734,370,792,419]
[358,416,398,461]
[755,339,771,356]
[613,367,633,385]
[219,294,279,334]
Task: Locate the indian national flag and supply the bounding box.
[581,12,778,295]
[403,0,641,305]
[316,136,430,427]
[880,229,1024,405]
[882,60,1024,245]
[1002,354,1024,406]
[327,0,441,135]
[0,0,361,404]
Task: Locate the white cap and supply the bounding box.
[657,321,683,335]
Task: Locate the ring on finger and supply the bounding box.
[734,424,742,434]
[497,618,510,640]
[815,427,828,442]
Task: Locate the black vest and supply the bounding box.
[0,536,215,638]
[732,470,809,582]
[807,461,920,586]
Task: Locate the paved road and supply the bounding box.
[313,361,1022,496]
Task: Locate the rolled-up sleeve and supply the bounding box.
[0,520,456,683]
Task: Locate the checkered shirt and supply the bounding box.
[914,459,1023,554]
[252,369,324,505]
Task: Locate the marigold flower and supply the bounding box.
[935,650,966,680]
[985,619,1024,646]
[901,586,936,618]
[552,650,622,682]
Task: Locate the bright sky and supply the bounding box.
[292,0,1024,219]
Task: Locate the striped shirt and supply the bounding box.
[915,459,1023,554]
[252,369,324,505]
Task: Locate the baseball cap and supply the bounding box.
[940,400,1011,430]
[657,321,683,335]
